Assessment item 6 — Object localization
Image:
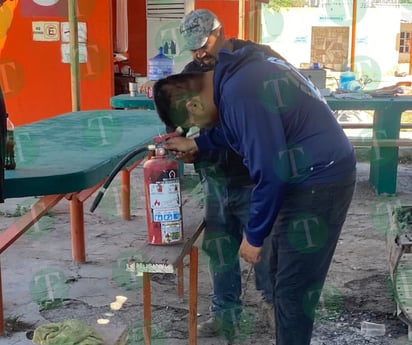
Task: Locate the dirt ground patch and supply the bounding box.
[1,161,412,345]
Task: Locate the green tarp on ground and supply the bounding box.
[32,319,104,345]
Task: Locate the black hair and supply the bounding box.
[153,77,176,129]
[153,73,204,130]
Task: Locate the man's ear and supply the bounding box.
[216,25,224,38]
[186,97,204,115]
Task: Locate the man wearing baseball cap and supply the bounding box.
[175,8,287,344]
[180,9,222,51]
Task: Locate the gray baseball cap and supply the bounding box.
[180,9,221,51]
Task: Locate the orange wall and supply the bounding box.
[0,0,113,126]
[195,0,241,39]
[0,0,252,126]
[127,0,147,75]
[195,0,252,40]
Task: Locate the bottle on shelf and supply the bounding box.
[147,47,174,81]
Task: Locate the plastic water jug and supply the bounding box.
[147,47,174,81]
[339,66,360,91]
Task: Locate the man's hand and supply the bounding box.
[164,137,198,159]
[176,150,197,163]
[240,237,262,264]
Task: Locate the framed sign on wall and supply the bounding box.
[311,26,350,72]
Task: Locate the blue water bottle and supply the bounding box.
[147,47,174,81]
[339,66,360,91]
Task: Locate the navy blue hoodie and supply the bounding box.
[194,46,356,247]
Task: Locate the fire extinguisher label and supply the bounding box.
[149,180,181,209]
[153,208,181,222]
[161,222,182,244]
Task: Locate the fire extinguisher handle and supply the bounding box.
[153,128,184,144]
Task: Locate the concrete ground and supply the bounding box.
[1,158,412,345]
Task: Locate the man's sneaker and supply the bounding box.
[197,317,218,337]
[197,316,244,340]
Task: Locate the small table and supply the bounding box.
[127,218,205,345]
[110,93,155,110]
[325,96,412,195]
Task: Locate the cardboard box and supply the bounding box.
[299,69,327,90]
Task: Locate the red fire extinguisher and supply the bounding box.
[143,146,183,245]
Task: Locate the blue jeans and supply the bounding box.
[200,173,273,326]
[269,170,356,345]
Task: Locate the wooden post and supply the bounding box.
[239,0,245,39]
[350,0,357,72]
[68,0,80,111]
[409,32,412,75]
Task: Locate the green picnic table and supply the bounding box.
[110,93,155,110]
[3,109,165,259]
[325,96,412,195]
[5,109,162,198]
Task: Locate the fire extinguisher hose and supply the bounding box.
[89,144,155,212]
[89,128,185,213]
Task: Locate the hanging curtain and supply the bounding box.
[115,0,128,53]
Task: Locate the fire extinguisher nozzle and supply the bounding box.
[90,190,104,212]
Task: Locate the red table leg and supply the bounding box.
[177,260,184,298]
[189,246,198,345]
[70,195,85,264]
[121,158,144,221]
[121,170,131,221]
[143,272,151,345]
